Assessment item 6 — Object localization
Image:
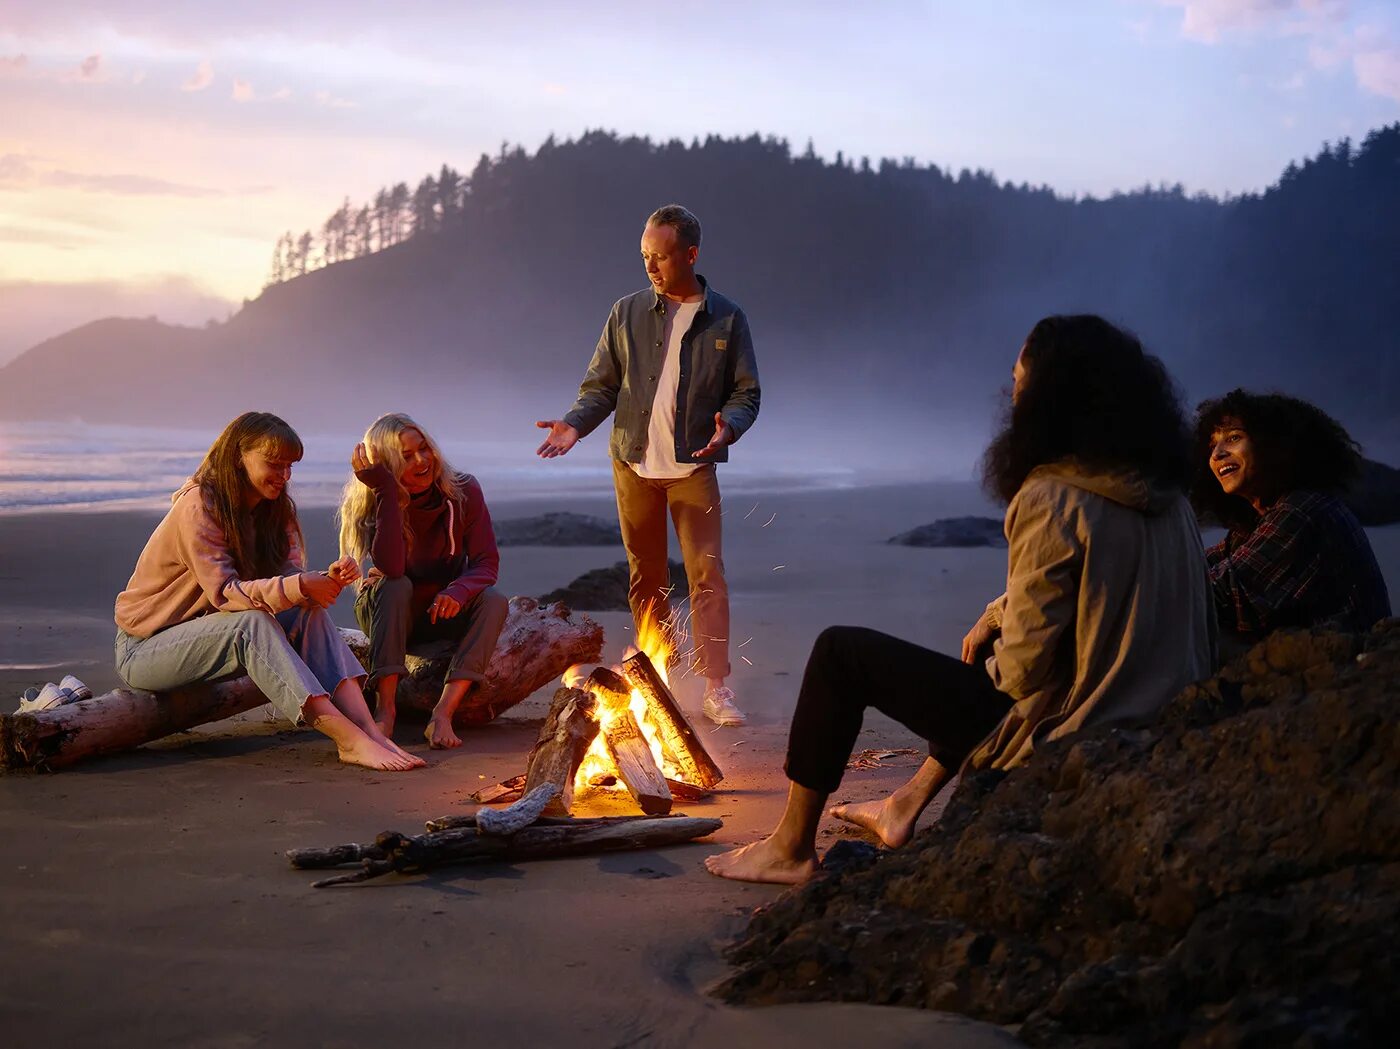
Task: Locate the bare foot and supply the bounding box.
[828,798,916,848]
[374,706,396,739]
[424,716,462,750]
[375,735,426,768]
[703,836,819,885]
[335,736,417,772]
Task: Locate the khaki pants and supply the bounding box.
[611,460,730,679]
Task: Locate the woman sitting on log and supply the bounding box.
[1192,389,1390,651]
[706,315,1217,884]
[339,412,508,749]
[114,412,423,771]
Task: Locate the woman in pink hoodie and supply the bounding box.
[114,412,424,772]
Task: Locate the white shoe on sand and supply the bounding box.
[703,686,747,727]
[16,682,67,714]
[59,675,91,702]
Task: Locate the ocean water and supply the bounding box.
[0,421,859,515]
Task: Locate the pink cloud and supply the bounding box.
[181,59,213,92]
[1,54,28,73]
[232,78,254,102]
[1162,0,1347,43]
[1353,43,1400,101]
[78,53,100,79]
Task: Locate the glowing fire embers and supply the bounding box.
[560,612,724,814]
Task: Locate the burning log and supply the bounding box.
[340,596,603,726]
[287,815,724,886]
[522,686,598,815]
[664,778,713,803]
[601,709,672,816]
[621,650,724,789]
[0,678,268,772]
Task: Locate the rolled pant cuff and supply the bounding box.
[783,758,842,796]
[365,663,408,689]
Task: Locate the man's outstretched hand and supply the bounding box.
[536,420,581,458]
[692,413,734,459]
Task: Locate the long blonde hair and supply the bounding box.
[337,412,467,565]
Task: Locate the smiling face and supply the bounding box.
[240,443,298,506]
[640,222,699,300]
[1209,418,1261,505]
[397,427,438,495]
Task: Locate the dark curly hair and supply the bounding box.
[1190,389,1362,530]
[982,315,1190,505]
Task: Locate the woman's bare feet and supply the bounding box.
[375,735,426,768]
[335,735,417,771]
[373,703,396,739]
[424,715,462,749]
[828,796,919,849]
[704,836,820,885]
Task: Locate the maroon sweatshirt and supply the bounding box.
[356,464,500,607]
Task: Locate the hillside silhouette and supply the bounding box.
[2,126,1397,464]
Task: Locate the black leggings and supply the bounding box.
[784,626,1012,794]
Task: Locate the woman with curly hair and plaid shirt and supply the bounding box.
[1192,390,1390,649]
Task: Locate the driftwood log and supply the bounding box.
[287,815,724,887]
[522,686,598,816]
[0,677,268,772]
[340,596,603,725]
[475,784,561,836]
[621,650,724,788]
[0,597,601,773]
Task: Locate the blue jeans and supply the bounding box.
[115,606,366,724]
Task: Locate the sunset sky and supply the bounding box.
[1,0,1397,362]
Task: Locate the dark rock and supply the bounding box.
[1345,458,1400,527]
[539,560,688,611]
[888,516,1006,548]
[494,511,622,546]
[715,618,1400,1047]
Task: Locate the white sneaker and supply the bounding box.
[16,682,67,714]
[59,675,91,702]
[703,686,747,727]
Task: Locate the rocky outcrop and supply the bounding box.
[539,560,688,612]
[716,620,1400,1048]
[494,512,622,546]
[888,516,1006,548]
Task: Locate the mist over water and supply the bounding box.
[0,412,977,516]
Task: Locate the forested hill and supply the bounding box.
[3,126,1397,461]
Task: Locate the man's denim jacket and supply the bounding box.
[563,276,761,464]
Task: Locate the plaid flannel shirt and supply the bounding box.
[1206,490,1390,637]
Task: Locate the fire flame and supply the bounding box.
[567,607,683,794]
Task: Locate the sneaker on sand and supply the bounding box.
[16,682,67,714]
[703,686,747,727]
[59,675,92,702]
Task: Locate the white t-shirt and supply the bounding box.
[634,297,704,479]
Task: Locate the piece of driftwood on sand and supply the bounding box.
[0,678,269,772]
[286,814,724,887]
[339,596,603,724]
[1,597,601,773]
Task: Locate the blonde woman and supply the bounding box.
[339,413,507,748]
[115,412,423,772]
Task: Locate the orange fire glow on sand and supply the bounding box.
[565,611,682,793]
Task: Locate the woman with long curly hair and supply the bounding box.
[115,412,424,771]
[707,315,1216,884]
[1191,390,1389,646]
[338,413,507,749]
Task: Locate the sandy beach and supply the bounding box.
[3,480,1397,1047]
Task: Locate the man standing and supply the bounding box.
[536,204,760,726]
